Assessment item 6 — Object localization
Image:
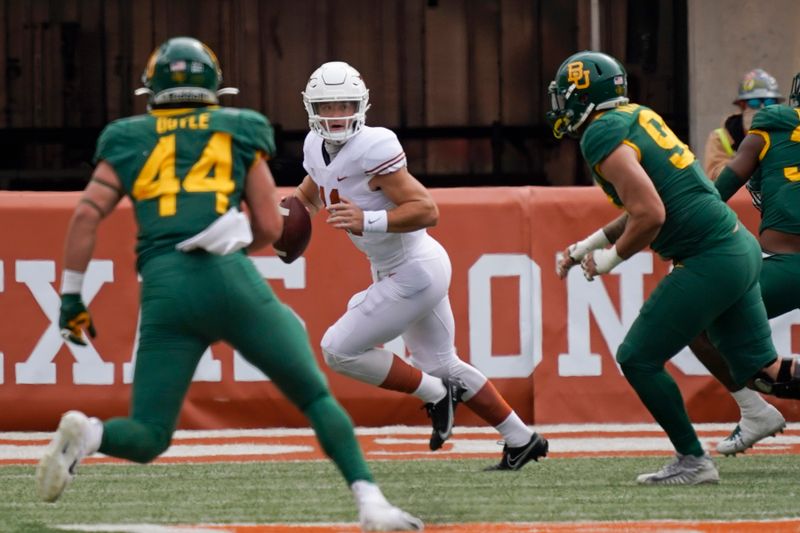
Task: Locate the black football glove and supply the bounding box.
[59,294,96,345]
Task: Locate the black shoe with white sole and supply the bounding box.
[484,432,549,471]
[425,378,464,451]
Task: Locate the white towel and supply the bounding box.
[175,208,253,255]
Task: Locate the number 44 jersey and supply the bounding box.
[580,103,738,261]
[94,106,275,269]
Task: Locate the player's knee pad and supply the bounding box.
[751,358,800,399]
[321,347,350,373]
[617,359,661,382]
[615,343,663,378]
[615,341,636,368]
[321,325,393,384]
[321,347,388,386]
[320,327,353,369]
[320,325,365,362]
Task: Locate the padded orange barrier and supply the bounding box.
[1,188,797,430]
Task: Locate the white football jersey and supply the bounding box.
[303,125,437,272]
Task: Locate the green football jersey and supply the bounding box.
[581,103,738,260]
[747,105,800,235]
[94,106,275,268]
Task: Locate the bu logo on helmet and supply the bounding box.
[567,61,591,89]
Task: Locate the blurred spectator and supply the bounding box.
[703,69,783,179]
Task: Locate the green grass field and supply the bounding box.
[3,456,800,532]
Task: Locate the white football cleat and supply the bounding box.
[359,500,424,531]
[636,452,719,486]
[36,410,92,502]
[352,480,423,531]
[717,403,786,456]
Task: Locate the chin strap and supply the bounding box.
[751,358,800,399]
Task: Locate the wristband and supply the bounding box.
[60,269,85,294]
[363,210,388,233]
[570,228,611,260]
[592,245,624,274]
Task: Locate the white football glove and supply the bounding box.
[581,245,624,281]
[556,228,610,278]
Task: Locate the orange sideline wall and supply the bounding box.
[1,188,798,430]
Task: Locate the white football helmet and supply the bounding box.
[302,61,370,144]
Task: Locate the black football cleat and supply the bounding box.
[484,432,549,471]
[752,357,800,399]
[425,378,464,451]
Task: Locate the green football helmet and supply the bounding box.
[790,72,800,107]
[546,51,629,139]
[135,37,238,108]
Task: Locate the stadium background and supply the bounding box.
[1,0,795,188]
[1,0,800,432]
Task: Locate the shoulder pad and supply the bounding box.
[581,109,633,168]
[751,105,800,132]
[358,127,406,175]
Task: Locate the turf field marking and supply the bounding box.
[3,423,800,465]
[14,424,800,533]
[55,518,800,532]
[3,421,779,441]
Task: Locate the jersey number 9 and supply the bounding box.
[638,109,696,170]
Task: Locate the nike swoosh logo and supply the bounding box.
[368,218,380,224]
[337,176,348,182]
[506,441,535,468]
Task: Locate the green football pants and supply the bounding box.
[99,251,372,484]
[761,253,800,319]
[616,228,776,456]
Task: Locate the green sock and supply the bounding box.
[99,417,172,464]
[622,364,705,457]
[304,394,374,485]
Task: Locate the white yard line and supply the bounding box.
[2,424,799,462]
[6,422,800,441]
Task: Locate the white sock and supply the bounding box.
[351,480,389,507]
[85,417,103,455]
[731,387,769,417]
[412,373,446,404]
[495,412,534,448]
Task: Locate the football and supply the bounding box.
[273,196,312,264]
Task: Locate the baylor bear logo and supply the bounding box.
[567,61,591,89]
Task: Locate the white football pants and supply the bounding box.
[321,240,488,398]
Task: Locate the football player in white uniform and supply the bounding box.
[292,61,548,470]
